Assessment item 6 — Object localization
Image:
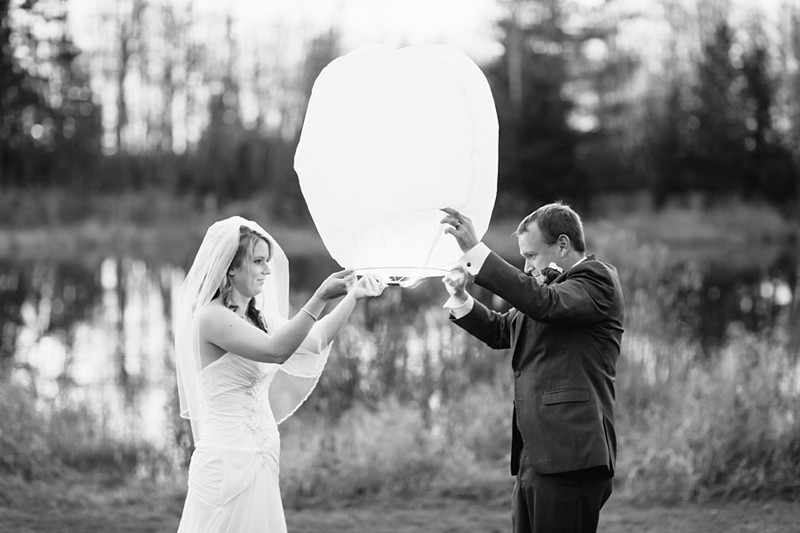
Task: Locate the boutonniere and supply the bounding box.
[541,262,563,285]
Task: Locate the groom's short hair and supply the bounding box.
[516,201,586,253]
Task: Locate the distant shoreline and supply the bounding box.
[1,191,796,271]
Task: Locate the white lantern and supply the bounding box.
[295,44,497,286]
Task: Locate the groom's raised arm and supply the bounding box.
[475,252,616,326]
[440,207,615,327]
[451,298,517,350]
[441,244,515,350]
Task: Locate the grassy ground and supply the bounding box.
[288,498,800,533]
[1,473,799,533]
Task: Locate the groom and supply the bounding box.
[440,202,624,533]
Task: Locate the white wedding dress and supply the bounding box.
[174,217,331,533]
[177,351,301,533]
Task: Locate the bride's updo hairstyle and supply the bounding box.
[216,225,272,332]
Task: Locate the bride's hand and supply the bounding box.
[315,270,355,300]
[351,274,387,300]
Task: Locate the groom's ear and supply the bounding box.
[557,234,570,257]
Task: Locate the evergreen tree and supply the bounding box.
[487,0,584,210]
[0,0,102,189]
[688,22,749,196]
[740,44,797,203]
[486,0,634,211]
[1,0,44,188]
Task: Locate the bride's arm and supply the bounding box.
[310,275,385,345]
[311,293,357,344]
[199,271,352,364]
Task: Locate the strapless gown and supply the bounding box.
[177,353,289,532]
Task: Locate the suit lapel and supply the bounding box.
[511,309,526,369]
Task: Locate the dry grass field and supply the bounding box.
[1,473,799,533]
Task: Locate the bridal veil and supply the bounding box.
[174,216,331,443]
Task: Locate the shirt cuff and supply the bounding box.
[443,293,474,319]
[462,242,491,276]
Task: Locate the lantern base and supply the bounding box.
[355,267,450,288]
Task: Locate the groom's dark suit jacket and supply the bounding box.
[454,252,624,476]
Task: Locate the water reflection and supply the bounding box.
[3,256,180,447]
[669,252,798,350]
[0,248,797,448]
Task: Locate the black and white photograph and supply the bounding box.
[1,0,798,531]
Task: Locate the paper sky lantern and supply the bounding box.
[295,44,497,286]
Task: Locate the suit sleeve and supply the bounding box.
[475,252,616,325]
[452,297,517,350]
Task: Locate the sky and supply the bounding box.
[62,0,793,152]
[65,0,793,87]
[64,0,796,69]
[314,0,505,62]
[68,0,506,64]
[64,0,506,151]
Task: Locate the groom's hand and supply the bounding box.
[442,265,470,304]
[440,207,478,253]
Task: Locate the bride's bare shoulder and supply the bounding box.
[197,299,230,323]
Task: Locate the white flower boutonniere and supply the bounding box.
[541,262,564,285]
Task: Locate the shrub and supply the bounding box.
[0,381,179,488]
[280,397,449,506]
[615,327,800,503]
[0,383,54,480]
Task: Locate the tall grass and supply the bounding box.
[279,383,513,508]
[280,399,446,505]
[616,327,800,502]
[0,382,179,485]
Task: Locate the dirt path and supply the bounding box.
[285,498,800,533]
[599,498,800,533]
[1,477,798,532]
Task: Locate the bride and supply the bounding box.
[174,216,385,532]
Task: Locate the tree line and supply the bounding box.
[1,0,799,216]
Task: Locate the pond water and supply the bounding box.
[0,245,796,447]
